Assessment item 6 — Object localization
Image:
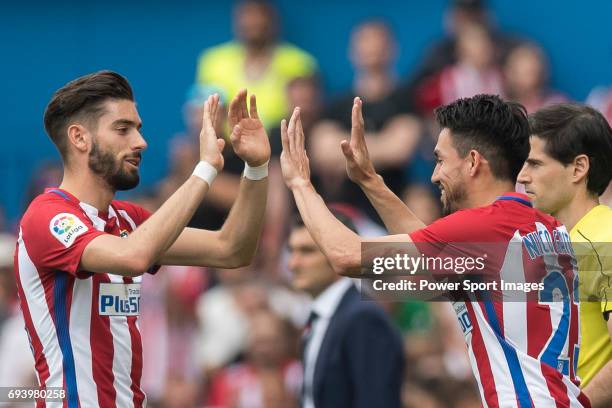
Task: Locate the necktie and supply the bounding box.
[301,310,318,359]
[301,310,319,406]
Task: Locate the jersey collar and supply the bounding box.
[495,192,532,207]
[45,187,114,219]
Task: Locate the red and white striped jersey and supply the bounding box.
[14,188,157,408]
[409,193,590,408]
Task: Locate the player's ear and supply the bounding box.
[66,123,90,153]
[572,154,590,184]
[467,149,485,176]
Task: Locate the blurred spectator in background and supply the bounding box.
[287,211,404,408]
[587,85,612,124]
[23,161,62,208]
[157,85,243,231]
[310,20,421,225]
[207,310,302,408]
[140,265,208,407]
[402,184,441,226]
[503,43,566,112]
[0,233,36,388]
[262,76,324,276]
[195,267,308,383]
[587,86,612,206]
[409,0,519,86]
[196,0,317,129]
[416,22,503,114]
[0,207,6,234]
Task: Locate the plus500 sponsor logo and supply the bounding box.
[98,283,140,316]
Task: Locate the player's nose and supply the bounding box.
[132,131,148,151]
[517,165,530,185]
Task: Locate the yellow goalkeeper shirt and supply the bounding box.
[571,204,612,386]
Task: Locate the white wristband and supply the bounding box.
[193,161,217,186]
[243,160,269,180]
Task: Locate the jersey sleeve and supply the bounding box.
[21,201,106,276]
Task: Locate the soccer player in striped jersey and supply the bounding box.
[279,94,589,407]
[518,103,612,407]
[15,71,270,407]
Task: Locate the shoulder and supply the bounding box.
[572,205,612,242]
[339,291,396,331]
[275,43,315,62]
[273,43,317,74]
[199,41,241,61]
[21,192,84,228]
[409,206,493,243]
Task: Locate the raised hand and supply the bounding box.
[280,107,311,189]
[200,94,225,171]
[340,97,377,185]
[228,89,271,167]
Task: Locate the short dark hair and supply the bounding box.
[291,207,359,235]
[529,103,612,196]
[43,70,134,159]
[434,94,530,181]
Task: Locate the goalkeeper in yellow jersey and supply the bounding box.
[518,103,612,408]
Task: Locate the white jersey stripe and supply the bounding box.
[17,232,64,408]
[84,209,135,408]
[118,210,137,231]
[561,375,583,407]
[502,232,528,352]
[515,351,557,406]
[69,277,99,407]
[472,302,519,407]
[467,341,489,408]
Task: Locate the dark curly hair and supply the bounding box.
[434,94,530,182]
[44,71,134,160]
[529,103,612,196]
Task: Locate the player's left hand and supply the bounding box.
[280,107,312,189]
[228,89,271,167]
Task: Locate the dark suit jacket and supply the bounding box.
[307,285,404,408]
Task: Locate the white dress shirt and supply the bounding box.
[303,278,354,408]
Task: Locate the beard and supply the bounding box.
[88,139,140,191]
[440,182,467,217]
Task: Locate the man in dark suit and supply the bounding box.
[287,210,404,408]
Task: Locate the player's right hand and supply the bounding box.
[340,97,377,185]
[199,94,225,172]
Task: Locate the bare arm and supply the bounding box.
[340,97,425,234]
[81,94,226,277]
[159,90,270,269]
[582,317,612,408]
[280,107,412,275]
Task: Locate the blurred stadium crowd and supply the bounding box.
[1,0,611,407]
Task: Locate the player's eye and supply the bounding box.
[117,127,129,134]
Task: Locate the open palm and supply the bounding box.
[228,90,271,167]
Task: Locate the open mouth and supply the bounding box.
[125,157,141,168]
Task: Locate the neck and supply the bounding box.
[513,88,541,103]
[354,70,394,100]
[553,189,599,231]
[245,41,272,57]
[59,166,115,211]
[466,179,516,209]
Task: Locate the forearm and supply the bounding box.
[217,176,268,263]
[583,360,612,407]
[129,175,209,267]
[291,182,361,273]
[359,175,425,234]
